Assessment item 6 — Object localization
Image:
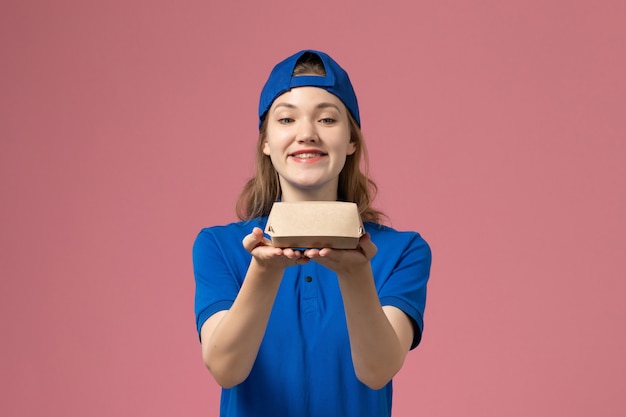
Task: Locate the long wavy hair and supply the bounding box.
[235,54,384,224]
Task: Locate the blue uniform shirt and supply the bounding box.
[193,217,431,417]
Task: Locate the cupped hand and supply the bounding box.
[303,233,377,275]
[242,227,309,269]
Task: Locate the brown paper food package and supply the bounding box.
[265,201,364,249]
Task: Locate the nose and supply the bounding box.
[296,121,319,143]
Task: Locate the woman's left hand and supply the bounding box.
[303,233,377,275]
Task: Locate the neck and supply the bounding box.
[280,187,338,203]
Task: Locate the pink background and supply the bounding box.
[1,0,625,416]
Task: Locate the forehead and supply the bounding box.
[270,86,346,110]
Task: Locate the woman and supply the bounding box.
[193,50,431,416]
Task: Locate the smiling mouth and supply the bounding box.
[290,152,327,159]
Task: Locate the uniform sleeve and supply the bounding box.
[193,228,248,338]
[375,231,432,349]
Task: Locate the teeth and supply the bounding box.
[293,153,323,159]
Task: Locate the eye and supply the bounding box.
[278,118,294,124]
[319,118,336,125]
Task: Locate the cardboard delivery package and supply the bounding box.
[265,201,364,249]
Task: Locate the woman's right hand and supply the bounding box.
[242,227,309,269]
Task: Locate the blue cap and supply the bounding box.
[258,50,360,129]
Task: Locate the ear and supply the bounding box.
[346,140,357,156]
[262,140,271,156]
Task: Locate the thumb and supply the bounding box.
[242,227,266,252]
[358,233,378,259]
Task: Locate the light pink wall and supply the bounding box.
[1,1,624,416]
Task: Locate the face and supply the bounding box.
[263,86,356,202]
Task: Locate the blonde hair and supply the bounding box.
[235,55,384,223]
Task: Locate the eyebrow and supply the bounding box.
[272,102,343,112]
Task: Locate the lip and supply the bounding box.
[288,148,328,163]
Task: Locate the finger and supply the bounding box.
[282,247,300,259]
[358,233,378,259]
[304,248,322,258]
[256,229,274,247]
[317,248,332,257]
[242,227,266,252]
